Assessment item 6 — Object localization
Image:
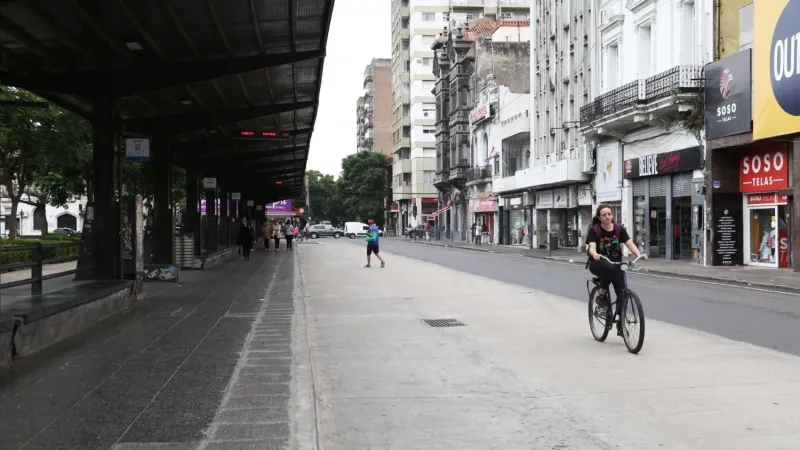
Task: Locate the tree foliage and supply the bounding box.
[0,87,91,238]
[338,151,389,224]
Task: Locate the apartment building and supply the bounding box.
[390,0,530,235]
[432,18,531,243]
[579,0,712,262]
[356,58,393,155]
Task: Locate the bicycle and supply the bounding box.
[586,255,646,354]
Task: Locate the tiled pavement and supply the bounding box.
[0,249,296,450]
[403,238,800,291]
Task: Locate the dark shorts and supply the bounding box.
[367,244,379,255]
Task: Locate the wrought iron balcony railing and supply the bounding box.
[644,65,702,101]
[466,165,491,182]
[580,65,701,127]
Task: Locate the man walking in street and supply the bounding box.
[365,219,385,268]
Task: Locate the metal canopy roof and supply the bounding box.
[0,0,334,199]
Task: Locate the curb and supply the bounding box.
[409,240,800,294]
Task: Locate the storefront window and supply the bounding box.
[509,209,528,246]
[750,207,777,264]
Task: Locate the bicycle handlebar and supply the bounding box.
[599,255,646,265]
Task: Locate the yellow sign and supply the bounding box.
[753,0,800,139]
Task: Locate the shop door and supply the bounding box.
[749,205,778,267]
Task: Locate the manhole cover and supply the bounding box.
[422,318,465,328]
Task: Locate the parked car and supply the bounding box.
[405,225,426,239]
[53,227,79,236]
[307,224,343,239]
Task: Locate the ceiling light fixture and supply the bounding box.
[179,98,192,105]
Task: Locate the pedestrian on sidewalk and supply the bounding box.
[285,219,295,251]
[262,222,271,251]
[272,219,282,251]
[472,222,481,246]
[365,219,385,268]
[238,218,254,260]
[481,222,489,244]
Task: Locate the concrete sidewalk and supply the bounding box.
[297,242,800,449]
[405,238,800,291]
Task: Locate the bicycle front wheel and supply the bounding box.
[621,291,645,354]
[588,286,611,342]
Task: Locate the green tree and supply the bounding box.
[338,152,388,224]
[0,87,63,239]
[22,109,93,235]
[294,170,346,224]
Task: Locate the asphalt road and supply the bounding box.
[372,239,800,357]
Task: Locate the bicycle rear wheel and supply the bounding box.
[621,291,645,354]
[588,286,611,342]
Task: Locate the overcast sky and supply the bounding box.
[306,0,391,178]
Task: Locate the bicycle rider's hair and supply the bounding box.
[592,204,615,225]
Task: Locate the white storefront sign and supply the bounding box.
[595,143,622,202]
[535,190,554,208]
[578,184,593,206]
[553,188,568,208]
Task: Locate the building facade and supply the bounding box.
[1,197,85,237]
[578,0,713,262]
[390,0,530,236]
[702,0,799,272]
[357,58,393,155]
[432,18,531,243]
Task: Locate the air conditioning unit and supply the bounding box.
[580,144,596,173]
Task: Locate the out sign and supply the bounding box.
[740,147,789,193]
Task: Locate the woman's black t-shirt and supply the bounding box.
[585,224,631,262]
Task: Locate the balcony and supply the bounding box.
[448,159,469,182]
[580,65,702,136]
[393,137,411,151]
[449,109,469,125]
[435,121,449,136]
[434,171,451,187]
[466,165,492,185]
[392,158,412,176]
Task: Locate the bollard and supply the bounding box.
[31,242,43,296]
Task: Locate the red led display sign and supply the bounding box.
[237,130,289,139]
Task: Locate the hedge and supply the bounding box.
[0,236,81,271]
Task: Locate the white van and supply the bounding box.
[344,222,369,239]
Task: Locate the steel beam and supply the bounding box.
[124,101,316,134]
[1,50,325,96]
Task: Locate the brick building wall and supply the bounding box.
[372,64,393,156]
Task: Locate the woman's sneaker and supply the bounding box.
[595,294,610,317]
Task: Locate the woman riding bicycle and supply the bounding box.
[586,204,647,317]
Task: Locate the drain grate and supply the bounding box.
[422,318,466,328]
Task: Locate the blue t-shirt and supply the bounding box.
[368,224,380,245]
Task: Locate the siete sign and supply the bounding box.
[740,145,789,192]
[623,147,703,179]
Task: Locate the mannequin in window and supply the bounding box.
[758,217,777,262]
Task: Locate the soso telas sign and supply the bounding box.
[740,145,789,192]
